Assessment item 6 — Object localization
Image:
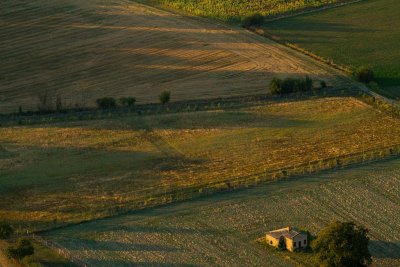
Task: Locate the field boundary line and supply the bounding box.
[264,0,365,23]
[34,143,400,236]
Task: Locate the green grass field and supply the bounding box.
[143,0,344,22]
[264,0,400,98]
[44,159,400,266]
[2,96,400,232]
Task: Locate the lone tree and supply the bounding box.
[354,66,375,84]
[0,223,13,239]
[159,91,171,105]
[312,221,372,267]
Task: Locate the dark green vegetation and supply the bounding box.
[118,97,136,108]
[354,67,375,84]
[269,76,314,95]
[45,159,400,266]
[0,224,13,240]
[144,0,345,22]
[159,91,171,105]
[96,97,117,110]
[6,239,34,260]
[96,97,136,110]
[265,0,400,98]
[312,221,372,267]
[241,13,264,28]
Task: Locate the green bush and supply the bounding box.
[269,78,282,95]
[241,13,264,27]
[270,76,314,95]
[354,66,375,84]
[0,223,13,239]
[6,238,34,259]
[96,97,117,110]
[119,97,136,108]
[159,91,171,105]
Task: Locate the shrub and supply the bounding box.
[320,80,327,88]
[159,91,171,105]
[0,223,13,239]
[312,221,371,267]
[269,78,282,95]
[119,97,136,108]
[354,66,375,84]
[241,13,264,28]
[96,97,117,109]
[6,238,34,259]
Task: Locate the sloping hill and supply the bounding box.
[264,0,400,98]
[0,0,345,113]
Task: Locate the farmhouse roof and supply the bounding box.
[267,227,304,240]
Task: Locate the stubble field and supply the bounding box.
[44,159,400,266]
[0,0,342,114]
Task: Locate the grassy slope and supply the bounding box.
[264,0,400,98]
[143,0,344,22]
[2,97,400,231]
[45,159,400,266]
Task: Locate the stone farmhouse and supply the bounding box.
[266,227,308,252]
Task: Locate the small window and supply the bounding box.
[304,240,307,245]
[293,242,296,247]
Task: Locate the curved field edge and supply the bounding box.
[43,159,400,266]
[2,96,400,233]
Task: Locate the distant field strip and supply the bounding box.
[2,97,400,231]
[264,0,400,98]
[0,0,343,113]
[44,159,400,266]
[142,0,348,22]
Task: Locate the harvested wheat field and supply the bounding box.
[45,159,400,266]
[2,96,400,231]
[0,0,346,113]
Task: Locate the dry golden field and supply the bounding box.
[1,96,400,231]
[0,0,346,113]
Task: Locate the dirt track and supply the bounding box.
[0,0,347,113]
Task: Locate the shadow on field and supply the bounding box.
[34,111,316,131]
[370,240,400,259]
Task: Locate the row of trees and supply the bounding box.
[269,76,315,95]
[96,91,171,110]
